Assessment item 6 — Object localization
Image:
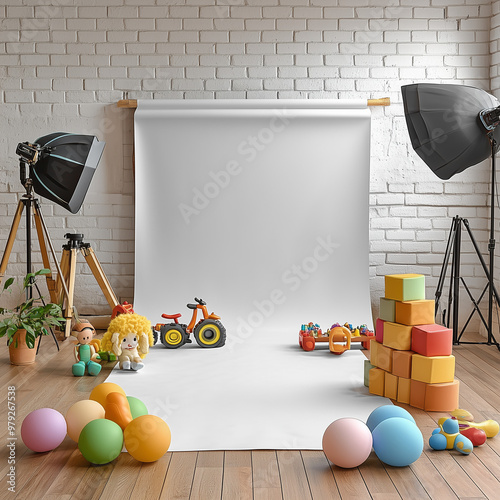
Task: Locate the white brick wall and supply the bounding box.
[0,0,497,335]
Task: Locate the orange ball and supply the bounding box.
[89,383,126,407]
[124,415,171,462]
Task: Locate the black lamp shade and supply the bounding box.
[402,83,500,180]
[29,133,105,213]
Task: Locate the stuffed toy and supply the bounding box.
[101,313,154,371]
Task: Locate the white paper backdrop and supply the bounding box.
[134,100,373,336]
[121,100,389,451]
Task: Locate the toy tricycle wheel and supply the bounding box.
[194,319,226,348]
[160,324,188,349]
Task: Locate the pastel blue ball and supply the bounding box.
[429,432,447,451]
[372,417,423,467]
[442,418,459,434]
[366,405,415,433]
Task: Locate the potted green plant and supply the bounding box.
[0,269,65,365]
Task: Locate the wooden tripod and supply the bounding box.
[57,233,119,337]
[0,194,119,338]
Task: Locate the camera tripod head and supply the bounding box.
[63,233,90,250]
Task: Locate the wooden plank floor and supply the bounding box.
[1,333,500,499]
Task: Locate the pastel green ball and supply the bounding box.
[78,419,123,465]
[127,396,148,419]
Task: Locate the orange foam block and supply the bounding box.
[383,322,412,351]
[397,377,411,405]
[411,354,455,384]
[369,368,385,397]
[385,274,425,302]
[395,300,434,326]
[424,380,460,412]
[409,379,460,411]
[384,372,398,400]
[409,379,426,409]
[411,323,453,357]
[392,350,414,379]
[370,339,393,372]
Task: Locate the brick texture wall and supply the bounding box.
[0,0,497,333]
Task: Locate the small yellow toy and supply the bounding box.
[450,409,500,438]
[101,314,154,371]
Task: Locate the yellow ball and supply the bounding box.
[124,415,171,462]
[89,383,126,407]
[65,400,105,442]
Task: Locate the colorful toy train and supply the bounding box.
[299,322,374,354]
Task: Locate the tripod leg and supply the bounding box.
[462,218,500,347]
[57,250,70,305]
[81,246,119,309]
[32,204,58,304]
[436,216,458,318]
[0,200,24,282]
[451,219,462,344]
[61,248,78,338]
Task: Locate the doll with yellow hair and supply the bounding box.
[101,313,154,371]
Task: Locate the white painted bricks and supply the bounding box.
[0,0,498,334]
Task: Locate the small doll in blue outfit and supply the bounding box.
[71,319,101,376]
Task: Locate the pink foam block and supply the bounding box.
[411,323,453,357]
[375,318,385,343]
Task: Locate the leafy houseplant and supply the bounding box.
[0,269,65,364]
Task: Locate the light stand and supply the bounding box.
[0,162,71,350]
[56,232,120,338]
[402,83,500,351]
[1,132,119,344]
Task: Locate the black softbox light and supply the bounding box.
[29,133,105,214]
[401,83,500,180]
[402,83,500,350]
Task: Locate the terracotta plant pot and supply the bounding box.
[9,329,40,366]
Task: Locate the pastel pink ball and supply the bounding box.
[322,418,373,468]
[21,408,67,452]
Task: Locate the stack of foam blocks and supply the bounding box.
[365,274,459,412]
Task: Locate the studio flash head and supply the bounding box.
[16,142,42,164]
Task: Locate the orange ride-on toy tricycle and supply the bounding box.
[153,297,226,349]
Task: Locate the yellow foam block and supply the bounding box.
[383,322,412,351]
[370,340,393,372]
[397,377,411,404]
[411,354,455,384]
[395,300,435,326]
[369,368,385,397]
[384,372,398,400]
[385,274,425,302]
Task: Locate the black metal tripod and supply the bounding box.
[435,136,500,350]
